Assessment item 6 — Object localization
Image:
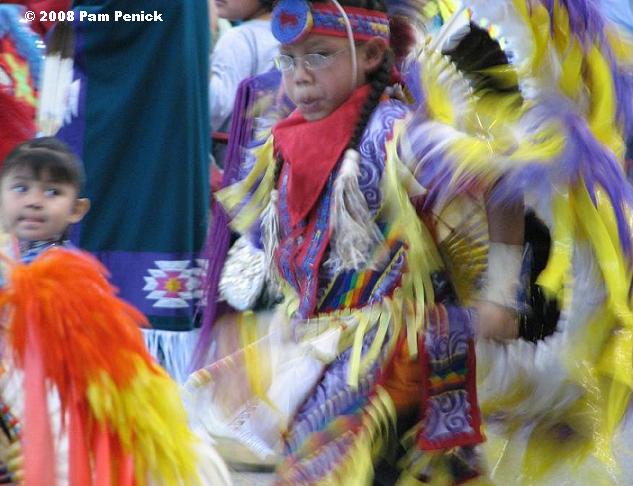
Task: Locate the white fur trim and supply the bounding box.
[328,149,384,271]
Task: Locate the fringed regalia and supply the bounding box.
[398,0,633,484]
[187,0,633,484]
[186,92,486,484]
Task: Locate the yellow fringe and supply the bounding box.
[536,190,574,297]
[385,121,443,357]
[359,310,392,377]
[348,312,372,388]
[239,310,275,406]
[215,136,276,232]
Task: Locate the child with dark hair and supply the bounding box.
[0,137,235,485]
[186,0,525,483]
[210,0,280,132]
[187,0,633,484]
[0,137,90,262]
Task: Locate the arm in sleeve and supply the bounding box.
[209,27,256,131]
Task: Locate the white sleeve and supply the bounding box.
[210,26,257,131]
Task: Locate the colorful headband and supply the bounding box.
[272,0,390,45]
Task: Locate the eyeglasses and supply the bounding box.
[274,48,349,72]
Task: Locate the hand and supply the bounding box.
[475,300,519,340]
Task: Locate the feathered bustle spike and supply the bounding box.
[37,21,75,136]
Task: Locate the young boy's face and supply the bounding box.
[0,167,89,242]
[280,35,385,121]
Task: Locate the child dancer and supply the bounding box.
[191,0,633,483]
[438,3,633,485]
[186,0,524,483]
[395,1,633,483]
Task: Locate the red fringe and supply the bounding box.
[69,400,91,486]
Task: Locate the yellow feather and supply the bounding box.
[536,190,574,297]
[422,58,456,125]
[384,123,443,355]
[585,46,625,157]
[87,358,199,485]
[512,0,551,79]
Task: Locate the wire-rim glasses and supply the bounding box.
[274,48,349,72]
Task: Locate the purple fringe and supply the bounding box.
[402,117,486,211]
[559,109,633,257]
[402,58,425,108]
[190,202,232,370]
[607,51,633,139]
[190,76,255,370]
[509,100,633,258]
[191,70,289,370]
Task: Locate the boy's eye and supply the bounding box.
[10,184,27,193]
[44,188,62,197]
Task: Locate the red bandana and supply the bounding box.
[272,84,370,227]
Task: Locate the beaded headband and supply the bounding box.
[272,0,390,45]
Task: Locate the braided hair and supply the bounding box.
[272,153,285,188]
[348,51,393,151]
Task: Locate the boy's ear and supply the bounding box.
[69,198,90,224]
[361,37,389,73]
